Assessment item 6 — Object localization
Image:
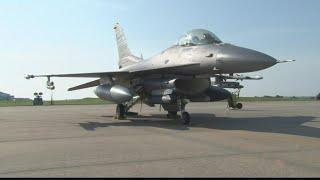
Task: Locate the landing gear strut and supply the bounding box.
[115,104,126,119]
[115,96,141,119]
[228,88,243,110]
[178,98,190,125]
[163,97,190,125]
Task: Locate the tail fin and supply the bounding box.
[114,23,141,69]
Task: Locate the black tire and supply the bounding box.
[116,104,126,119]
[236,103,243,109]
[182,112,190,125]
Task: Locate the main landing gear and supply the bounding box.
[163,97,191,125]
[166,110,190,125]
[177,98,190,125]
[116,97,191,125]
[181,111,190,125]
[115,104,126,120]
[115,96,141,120]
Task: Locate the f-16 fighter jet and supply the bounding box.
[25,23,294,124]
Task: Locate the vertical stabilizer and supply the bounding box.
[114,23,141,68]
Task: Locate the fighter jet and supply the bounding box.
[25,23,294,124]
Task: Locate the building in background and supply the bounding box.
[0,91,14,100]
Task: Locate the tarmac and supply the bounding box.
[0,101,319,177]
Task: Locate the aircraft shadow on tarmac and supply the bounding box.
[78,114,320,139]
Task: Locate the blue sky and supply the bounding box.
[0,0,319,100]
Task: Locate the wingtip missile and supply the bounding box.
[244,75,263,80]
[24,74,35,79]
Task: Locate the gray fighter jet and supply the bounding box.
[25,23,294,124]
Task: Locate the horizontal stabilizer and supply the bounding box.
[68,79,100,91]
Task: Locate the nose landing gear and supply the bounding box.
[236,102,243,109]
[178,98,191,125]
[228,88,243,110]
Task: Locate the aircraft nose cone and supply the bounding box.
[246,49,277,69]
[216,44,277,72]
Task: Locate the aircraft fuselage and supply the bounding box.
[121,43,277,76]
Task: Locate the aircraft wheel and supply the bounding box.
[236,103,243,109]
[182,112,190,125]
[116,104,126,119]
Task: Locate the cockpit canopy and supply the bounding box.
[177,29,222,46]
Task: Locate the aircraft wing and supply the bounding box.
[26,63,200,79]
[25,63,201,91]
[25,71,130,79]
[129,63,201,75]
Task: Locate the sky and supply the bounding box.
[0,0,319,100]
